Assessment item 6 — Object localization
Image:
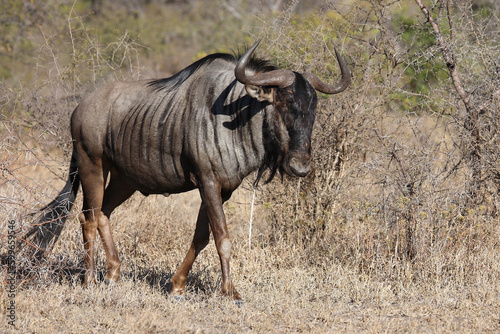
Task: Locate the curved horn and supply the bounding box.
[302,48,351,94]
[235,40,295,88]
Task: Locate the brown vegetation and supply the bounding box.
[1,0,499,332]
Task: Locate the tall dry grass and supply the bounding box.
[2,0,500,332]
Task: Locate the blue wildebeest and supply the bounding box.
[26,40,350,299]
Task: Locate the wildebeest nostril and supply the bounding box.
[289,156,311,177]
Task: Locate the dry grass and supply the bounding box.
[2,0,500,332]
[1,148,499,333]
[3,260,499,333]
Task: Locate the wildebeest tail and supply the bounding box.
[24,152,80,259]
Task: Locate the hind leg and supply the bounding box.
[99,172,135,284]
[78,156,107,287]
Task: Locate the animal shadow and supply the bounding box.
[1,252,217,299]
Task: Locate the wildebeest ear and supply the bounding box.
[245,85,274,103]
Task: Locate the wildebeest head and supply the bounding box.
[235,40,351,180]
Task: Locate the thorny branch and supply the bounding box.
[414,0,482,203]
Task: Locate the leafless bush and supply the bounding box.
[256,0,500,287]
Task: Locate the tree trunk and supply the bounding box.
[414,0,482,205]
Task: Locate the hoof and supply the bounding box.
[171,294,186,302]
[219,289,242,301]
[233,299,245,307]
[83,278,97,288]
[104,278,116,286]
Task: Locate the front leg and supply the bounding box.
[198,179,241,300]
[171,203,211,296]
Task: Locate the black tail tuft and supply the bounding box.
[24,152,80,260]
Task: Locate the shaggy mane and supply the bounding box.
[147,50,277,93]
[147,48,282,187]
